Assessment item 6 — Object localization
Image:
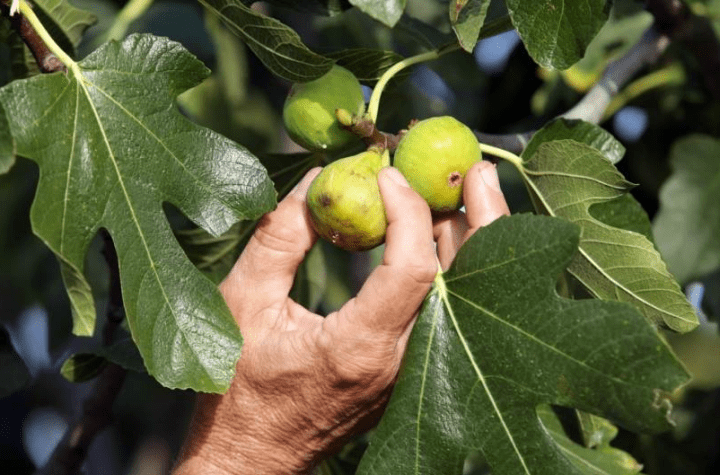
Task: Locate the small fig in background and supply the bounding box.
[393,116,481,212]
[283,65,365,151]
[306,149,388,251]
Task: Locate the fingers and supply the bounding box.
[464,161,510,231]
[220,168,322,327]
[434,161,510,269]
[348,167,437,336]
[433,213,468,271]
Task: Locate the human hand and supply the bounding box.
[173,161,509,475]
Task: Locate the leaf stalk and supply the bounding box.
[367,47,455,122]
[18,0,76,71]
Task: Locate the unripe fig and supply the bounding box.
[306,149,388,251]
[283,65,365,151]
[393,116,481,212]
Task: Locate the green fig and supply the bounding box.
[283,65,365,151]
[393,116,481,212]
[306,149,388,251]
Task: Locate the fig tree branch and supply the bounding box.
[474,25,671,155]
[1,0,66,73]
[476,0,720,154]
[38,231,127,475]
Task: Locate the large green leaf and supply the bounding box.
[653,135,720,284]
[506,0,610,70]
[358,214,687,475]
[0,34,277,392]
[349,0,406,28]
[519,140,696,333]
[198,0,334,82]
[450,0,492,52]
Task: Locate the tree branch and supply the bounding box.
[1,0,66,73]
[475,0,720,155]
[474,25,671,155]
[39,231,127,475]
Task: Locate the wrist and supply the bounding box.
[174,392,316,475]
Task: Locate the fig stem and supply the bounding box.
[478,143,523,168]
[18,0,76,71]
[368,48,451,122]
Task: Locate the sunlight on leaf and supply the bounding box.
[520,140,697,333]
[358,214,687,475]
[506,0,610,70]
[0,34,276,392]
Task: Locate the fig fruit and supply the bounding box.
[306,149,388,251]
[393,116,481,212]
[283,65,365,151]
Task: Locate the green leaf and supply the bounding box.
[653,135,720,283]
[520,140,697,333]
[34,0,98,50]
[9,0,97,79]
[326,48,406,86]
[449,0,492,52]
[0,101,13,174]
[348,0,407,28]
[524,118,626,165]
[1,326,30,398]
[525,120,653,243]
[395,14,456,49]
[538,406,643,474]
[358,214,687,475]
[61,353,108,382]
[256,0,350,16]
[198,0,334,82]
[0,34,277,392]
[176,221,254,284]
[289,243,326,312]
[506,0,611,70]
[577,411,619,449]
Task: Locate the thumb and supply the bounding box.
[220,168,321,326]
[349,167,437,336]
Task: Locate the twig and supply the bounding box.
[39,231,127,475]
[476,0,720,154]
[475,25,671,155]
[1,0,66,73]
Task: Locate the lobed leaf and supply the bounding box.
[199,0,334,82]
[520,140,697,333]
[0,34,277,392]
[449,0,492,53]
[506,0,610,70]
[653,135,720,284]
[358,214,687,475]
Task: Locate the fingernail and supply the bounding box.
[479,162,502,193]
[383,167,411,188]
